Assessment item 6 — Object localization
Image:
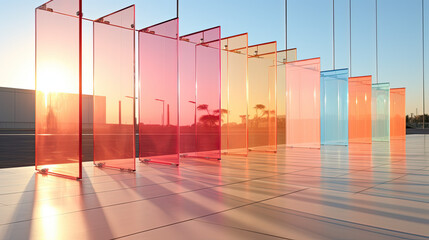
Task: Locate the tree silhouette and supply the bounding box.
[239,115,246,124]
[254,104,266,117]
[197,104,210,115]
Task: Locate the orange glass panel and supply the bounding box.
[93,5,135,170]
[276,49,297,145]
[220,33,248,156]
[35,0,82,179]
[248,42,277,152]
[180,27,221,160]
[139,18,179,165]
[390,88,406,140]
[285,58,321,148]
[348,76,372,143]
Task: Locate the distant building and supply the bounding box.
[0,87,94,130]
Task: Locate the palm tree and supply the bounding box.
[239,115,246,124]
[197,104,210,115]
[254,104,266,117]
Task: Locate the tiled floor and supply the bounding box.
[0,135,428,239]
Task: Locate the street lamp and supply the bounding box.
[155,98,165,126]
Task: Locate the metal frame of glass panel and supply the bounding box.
[372,82,390,142]
[390,88,406,140]
[348,76,372,143]
[138,18,180,166]
[277,49,297,145]
[35,0,83,179]
[247,42,277,153]
[285,58,321,149]
[179,27,221,161]
[93,5,136,171]
[221,33,248,156]
[320,68,349,146]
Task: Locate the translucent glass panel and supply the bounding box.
[390,88,406,140]
[248,42,277,152]
[139,18,179,165]
[372,83,390,142]
[348,76,372,143]
[277,49,297,145]
[285,58,321,148]
[35,1,82,179]
[320,69,349,146]
[180,27,221,160]
[220,34,248,156]
[93,6,135,170]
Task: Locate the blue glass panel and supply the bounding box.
[372,83,390,141]
[320,68,349,145]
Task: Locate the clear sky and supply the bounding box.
[0,0,427,116]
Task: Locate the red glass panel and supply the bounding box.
[138,18,179,165]
[277,49,297,145]
[248,42,277,152]
[285,58,321,148]
[349,76,372,143]
[390,88,406,140]
[180,27,221,160]
[220,34,248,156]
[35,0,82,179]
[93,5,135,170]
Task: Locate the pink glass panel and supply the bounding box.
[247,42,277,152]
[180,27,221,160]
[349,76,372,143]
[277,49,297,145]
[93,5,135,170]
[139,19,179,165]
[285,58,321,148]
[35,0,82,179]
[179,39,197,156]
[390,88,406,140]
[220,34,248,156]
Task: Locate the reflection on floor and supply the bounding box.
[0,135,428,239]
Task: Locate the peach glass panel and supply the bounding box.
[390,88,406,139]
[285,58,321,148]
[348,76,372,143]
[35,0,81,179]
[277,49,297,145]
[180,27,221,160]
[139,19,179,165]
[93,6,135,170]
[248,42,277,152]
[220,34,248,156]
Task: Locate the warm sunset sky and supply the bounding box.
[0,0,427,116]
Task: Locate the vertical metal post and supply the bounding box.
[376,0,379,83]
[333,0,336,70]
[423,0,426,129]
[349,0,352,77]
[78,0,83,179]
[285,0,288,51]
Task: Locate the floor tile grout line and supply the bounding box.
[113,188,309,239]
[0,178,188,207]
[0,166,309,208]
[357,191,429,204]
[232,198,429,240]
[0,171,294,226]
[353,175,409,194]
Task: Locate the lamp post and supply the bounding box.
[125,96,137,129]
[189,100,196,126]
[155,98,165,126]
